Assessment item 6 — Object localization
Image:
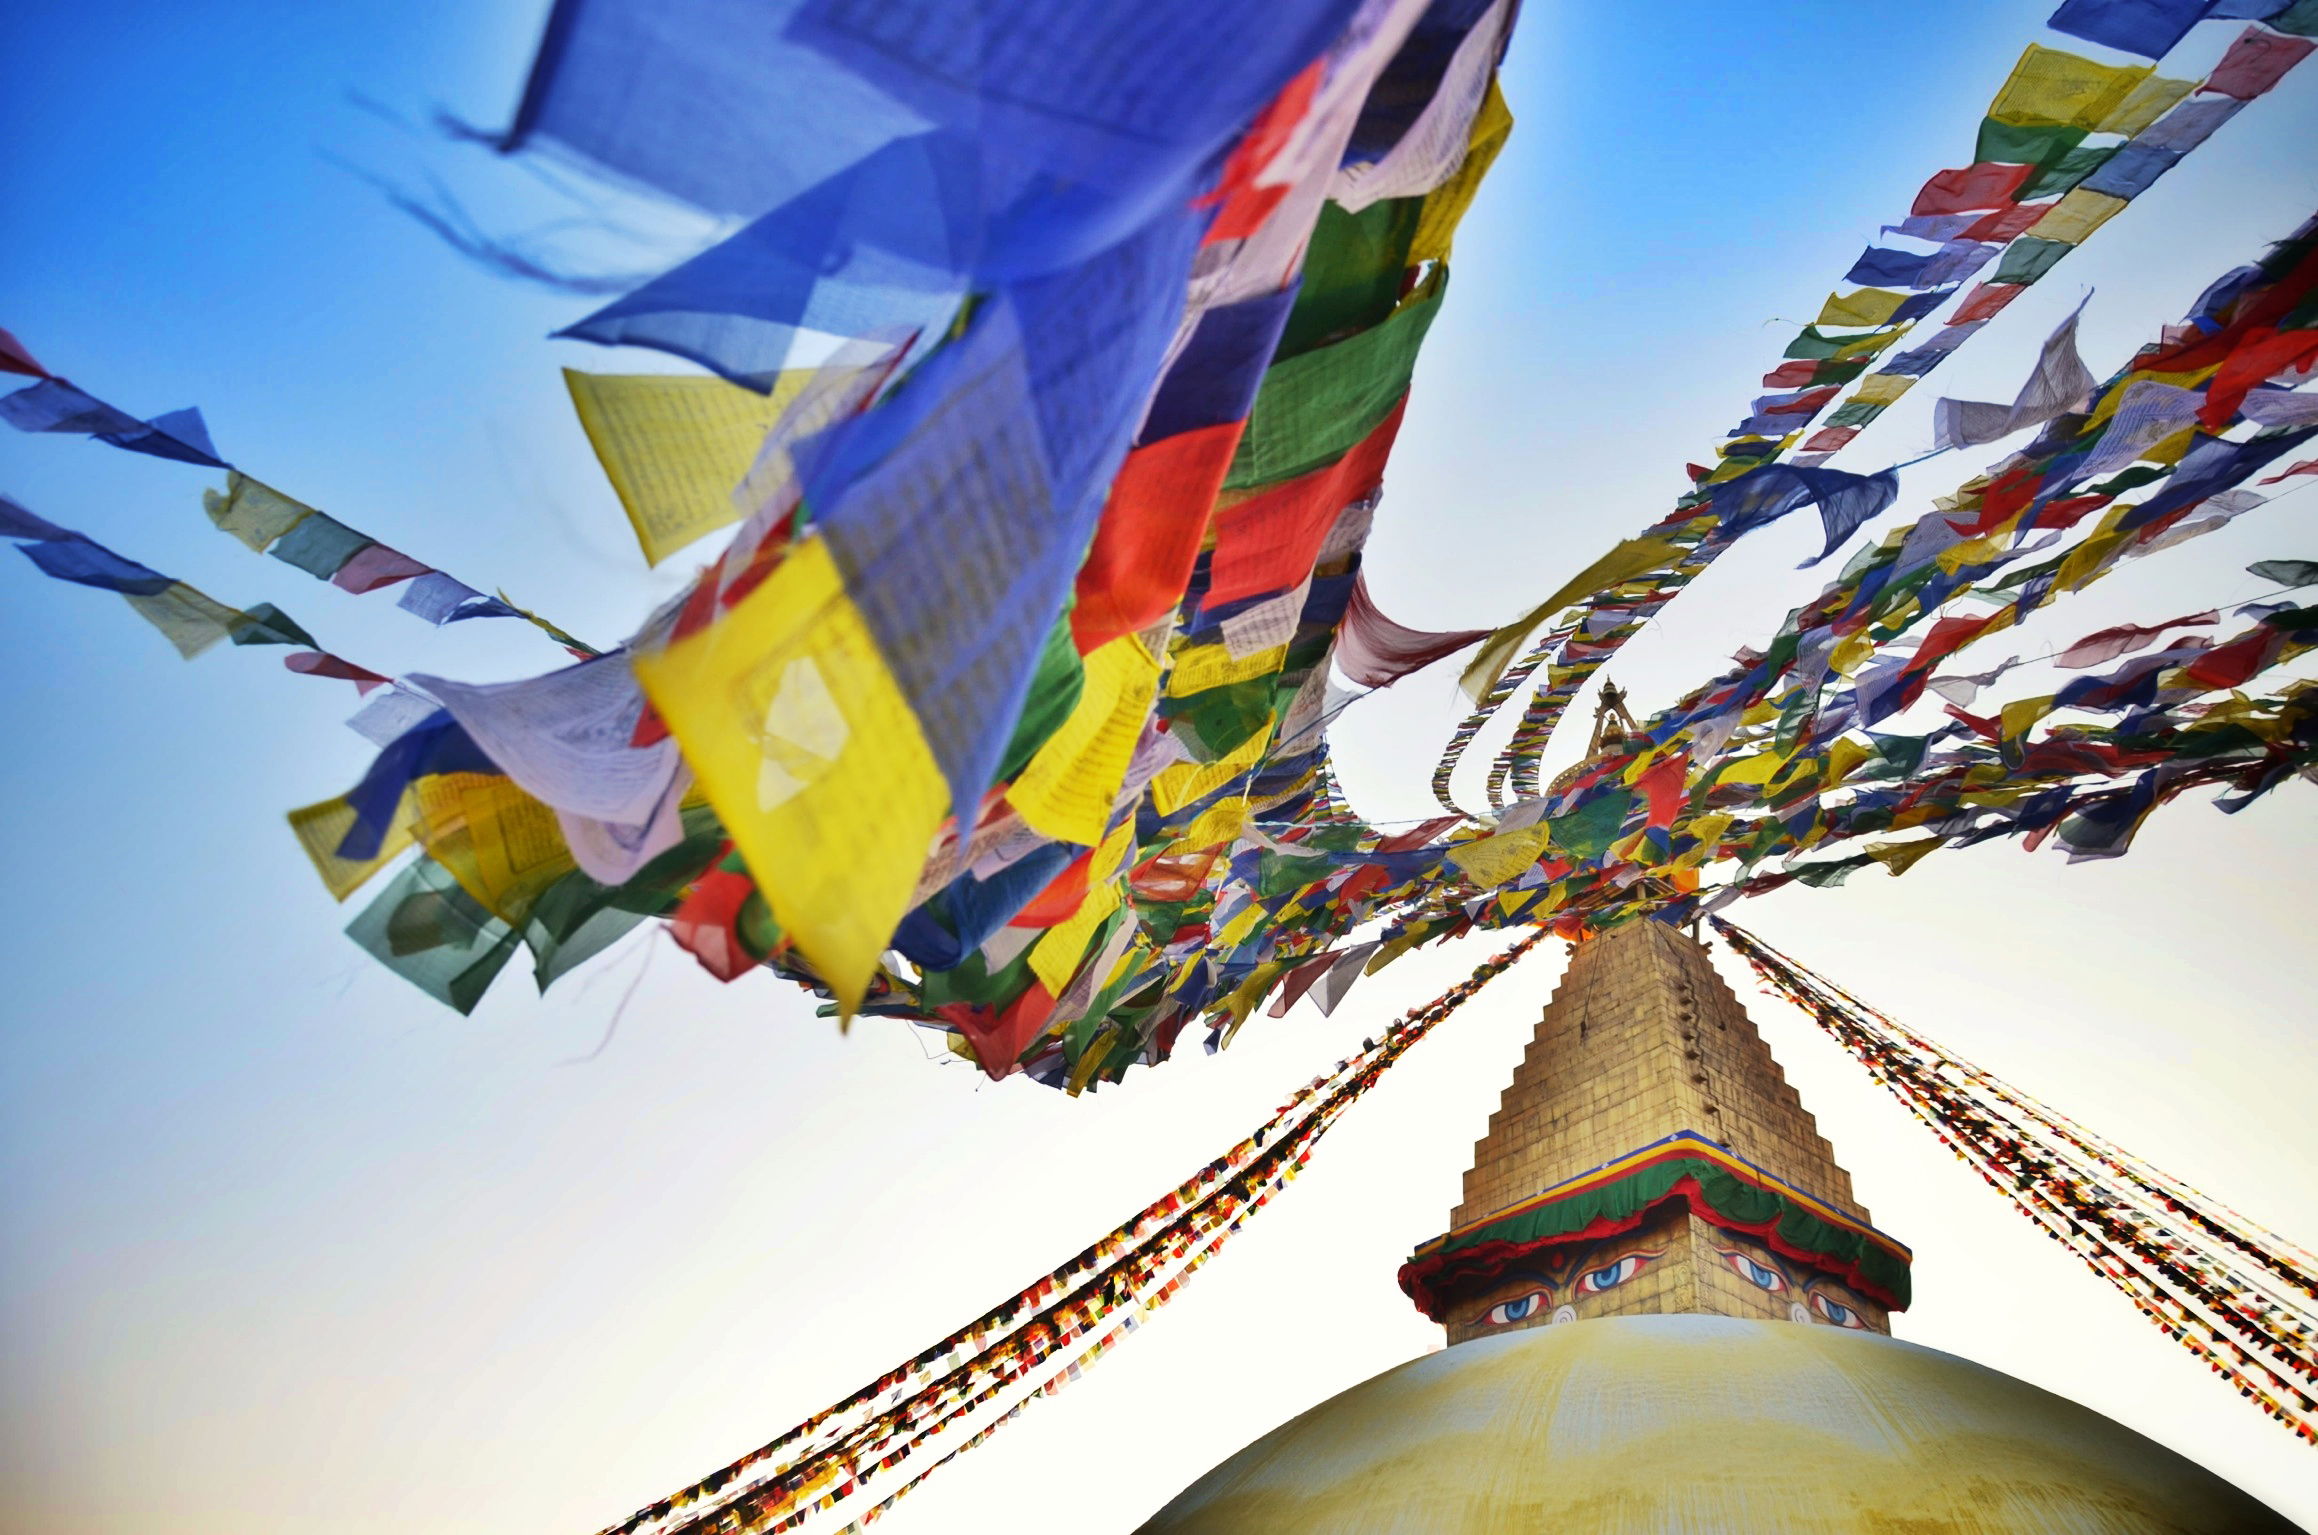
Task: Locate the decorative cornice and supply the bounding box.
[1401,1130,1913,1318]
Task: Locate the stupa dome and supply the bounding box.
[1140,1315,2297,1533]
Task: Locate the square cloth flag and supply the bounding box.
[633,534,950,1016]
[1990,44,2154,129]
[565,369,816,565]
[2048,0,2218,59]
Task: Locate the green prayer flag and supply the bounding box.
[1994,236,2073,286]
[1277,198,1422,360]
[1227,270,1446,490]
[1548,788,1632,862]
[1973,116,2086,167]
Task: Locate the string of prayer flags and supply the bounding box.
[1427,4,2312,818]
[592,933,1541,1535]
[292,0,1537,1074]
[1722,920,2318,1444]
[0,337,584,646]
[0,493,399,681]
[46,0,2275,1098]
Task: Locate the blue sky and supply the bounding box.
[4,2,2317,1530]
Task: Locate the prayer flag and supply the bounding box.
[565,368,817,564]
[633,535,951,1015]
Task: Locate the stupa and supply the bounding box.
[1142,703,2296,1532]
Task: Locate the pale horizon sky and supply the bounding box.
[4,2,2316,1531]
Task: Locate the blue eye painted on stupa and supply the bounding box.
[1573,1250,1659,1295]
[1718,1248,1788,1293]
[1811,1292,1868,1329]
[1483,1289,1549,1325]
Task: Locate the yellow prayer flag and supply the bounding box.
[1618,745,1666,785]
[1824,737,1875,789]
[1007,633,1163,846]
[1365,931,1420,975]
[565,369,814,566]
[1030,882,1123,997]
[2057,527,2131,592]
[288,792,417,901]
[1447,824,1550,889]
[1936,533,2007,574]
[410,772,575,926]
[1179,793,1249,849]
[203,472,315,552]
[1833,327,1911,361]
[123,582,245,659]
[1816,289,1909,329]
[1678,812,1733,866]
[1211,899,1266,952]
[1213,959,1290,1031]
[1151,725,1272,815]
[1089,817,1137,886]
[1717,431,1798,460]
[2030,189,2128,246]
[1851,372,1916,407]
[1989,44,2150,131]
[2142,426,2198,466]
[1716,751,1785,787]
[1827,631,1875,677]
[1166,639,1288,697]
[2099,73,2194,136]
[1864,838,1944,876]
[1999,693,2058,743]
[1458,536,1683,701]
[1411,76,1513,265]
[632,535,950,1015]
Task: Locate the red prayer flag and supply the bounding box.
[2055,611,2217,670]
[2205,26,2314,100]
[1266,951,1342,1017]
[1911,163,2033,217]
[1950,282,2027,325]
[1205,395,1406,608]
[329,543,434,595]
[1072,421,1243,651]
[1635,751,1690,831]
[2179,629,2279,691]
[670,862,762,982]
[2200,326,2318,429]
[283,651,391,694]
[1010,847,1095,928]
[0,326,49,379]
[1962,203,2050,242]
[937,982,1058,1080]
[1200,60,1323,243]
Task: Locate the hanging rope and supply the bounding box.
[599,930,1547,1535]
[1714,918,2318,1444]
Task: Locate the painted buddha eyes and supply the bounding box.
[1574,1251,1657,1294]
[1716,1248,1869,1327]
[1478,1248,1663,1324]
[1484,1289,1550,1326]
[1810,1292,1868,1329]
[1719,1248,1788,1293]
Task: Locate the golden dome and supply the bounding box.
[1140,1315,2294,1533]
